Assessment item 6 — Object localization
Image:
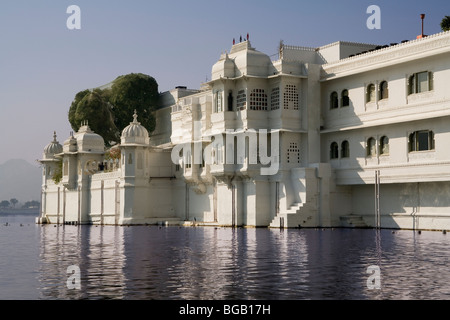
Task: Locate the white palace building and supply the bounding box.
[38,30,450,230]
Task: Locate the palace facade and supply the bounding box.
[38,30,450,230]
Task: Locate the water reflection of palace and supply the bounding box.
[38,225,315,299]
[37,224,450,299]
[38,225,126,299]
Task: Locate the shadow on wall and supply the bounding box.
[353,181,450,230]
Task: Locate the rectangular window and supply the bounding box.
[236,90,247,110]
[63,161,68,176]
[250,89,267,110]
[409,130,434,152]
[271,87,280,110]
[409,71,433,95]
[417,72,429,93]
[185,151,192,169]
[214,91,223,113]
[284,84,299,110]
[417,131,430,150]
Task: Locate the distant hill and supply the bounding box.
[0,159,42,203]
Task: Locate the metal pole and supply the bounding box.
[57,187,60,225]
[63,187,66,225]
[420,14,425,37]
[377,171,380,228]
[101,180,104,225]
[375,170,380,229]
[374,171,377,228]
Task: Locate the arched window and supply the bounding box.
[341,140,350,158]
[330,142,339,160]
[367,137,376,157]
[366,84,375,103]
[287,142,300,164]
[380,136,389,155]
[379,81,388,100]
[341,89,349,107]
[227,91,233,111]
[284,84,299,110]
[330,91,338,109]
[128,153,133,165]
[249,89,267,110]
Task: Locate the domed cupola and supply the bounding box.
[43,132,63,159]
[212,52,235,81]
[229,40,271,77]
[75,121,105,153]
[121,111,150,145]
[63,131,78,153]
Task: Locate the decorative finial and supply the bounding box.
[53,131,57,142]
[133,110,138,123]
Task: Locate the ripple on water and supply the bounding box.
[3,215,450,299]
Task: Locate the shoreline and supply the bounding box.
[0,209,39,215]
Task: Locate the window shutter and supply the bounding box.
[429,72,434,91]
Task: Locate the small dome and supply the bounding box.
[212,53,235,80]
[43,132,63,159]
[229,41,271,77]
[75,121,105,153]
[63,132,78,153]
[121,111,149,145]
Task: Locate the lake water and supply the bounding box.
[1,213,450,300]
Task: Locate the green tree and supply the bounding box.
[0,200,10,209]
[10,198,18,208]
[109,73,159,134]
[68,73,159,146]
[68,89,90,131]
[68,89,119,145]
[23,200,40,209]
[441,16,450,32]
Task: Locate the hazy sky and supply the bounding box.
[0,0,447,166]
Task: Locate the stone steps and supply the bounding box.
[269,202,304,228]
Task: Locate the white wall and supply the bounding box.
[352,182,450,230]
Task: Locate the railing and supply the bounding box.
[282,44,316,52]
[97,159,121,173]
